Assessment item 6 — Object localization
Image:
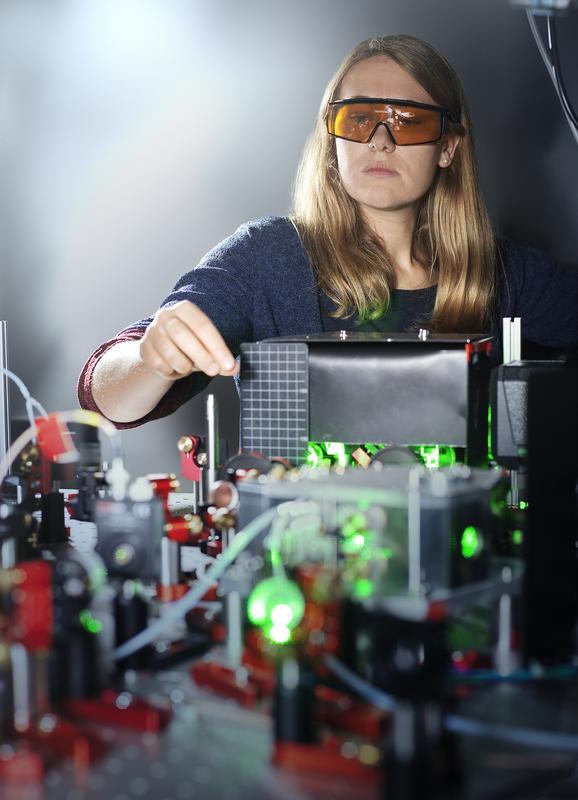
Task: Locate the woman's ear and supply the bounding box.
[438,135,460,168]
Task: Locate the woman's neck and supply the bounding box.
[361,204,435,289]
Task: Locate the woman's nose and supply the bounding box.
[368,122,396,152]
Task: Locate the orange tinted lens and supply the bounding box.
[388,105,442,144]
[328,103,383,142]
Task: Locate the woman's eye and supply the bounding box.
[395,116,419,126]
[350,114,370,126]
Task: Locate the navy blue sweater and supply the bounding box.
[78,216,578,427]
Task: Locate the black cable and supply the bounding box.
[547,15,578,128]
[525,10,578,144]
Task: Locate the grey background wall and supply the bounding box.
[1,0,577,477]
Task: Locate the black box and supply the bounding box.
[240,332,492,466]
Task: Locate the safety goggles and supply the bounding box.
[326,97,459,146]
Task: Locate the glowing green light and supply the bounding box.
[342,529,370,555]
[270,547,283,573]
[512,529,524,546]
[418,445,456,470]
[353,578,374,599]
[305,441,352,468]
[324,441,349,467]
[79,610,102,635]
[363,443,383,455]
[113,544,133,566]
[305,443,323,468]
[342,512,367,538]
[270,603,293,627]
[248,598,266,625]
[488,405,495,462]
[247,577,305,631]
[268,624,291,644]
[461,526,483,559]
[305,440,461,470]
[519,500,529,510]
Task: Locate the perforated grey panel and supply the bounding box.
[240,342,309,465]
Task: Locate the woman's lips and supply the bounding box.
[363,163,398,176]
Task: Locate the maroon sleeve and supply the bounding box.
[76,327,209,429]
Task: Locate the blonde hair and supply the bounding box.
[292,35,496,331]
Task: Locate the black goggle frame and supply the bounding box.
[326,96,460,146]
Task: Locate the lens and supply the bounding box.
[328,102,382,142]
[388,105,442,145]
[327,101,443,145]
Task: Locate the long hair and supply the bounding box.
[292,35,496,331]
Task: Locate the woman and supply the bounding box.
[78,35,578,427]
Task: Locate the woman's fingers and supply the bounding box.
[171,303,238,374]
[141,301,239,379]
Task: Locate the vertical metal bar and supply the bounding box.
[495,592,514,676]
[502,317,521,364]
[0,643,13,738]
[160,537,180,587]
[407,468,422,596]
[1,538,16,569]
[191,480,199,515]
[495,567,517,675]
[393,701,416,761]
[502,317,511,363]
[11,643,32,732]
[503,316,521,507]
[0,321,10,466]
[206,394,219,494]
[511,318,522,361]
[222,526,235,551]
[509,469,519,507]
[225,591,242,670]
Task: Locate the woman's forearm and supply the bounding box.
[89,301,238,424]
[91,340,176,423]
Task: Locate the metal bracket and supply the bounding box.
[0,321,10,467]
[502,317,521,363]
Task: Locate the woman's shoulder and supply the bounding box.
[201,215,303,263]
[496,236,577,295]
[495,236,578,347]
[236,214,298,238]
[171,215,312,297]
[496,236,557,274]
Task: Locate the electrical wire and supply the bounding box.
[0,408,124,485]
[526,10,578,144]
[445,714,578,752]
[268,500,321,578]
[324,654,395,711]
[548,15,578,127]
[448,664,578,684]
[526,10,578,141]
[324,654,578,753]
[1,367,49,432]
[113,504,282,662]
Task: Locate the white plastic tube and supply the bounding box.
[113,504,282,662]
[0,408,124,485]
[325,654,578,752]
[1,367,48,432]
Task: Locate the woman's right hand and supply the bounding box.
[139,300,239,380]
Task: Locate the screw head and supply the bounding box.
[177,436,194,454]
